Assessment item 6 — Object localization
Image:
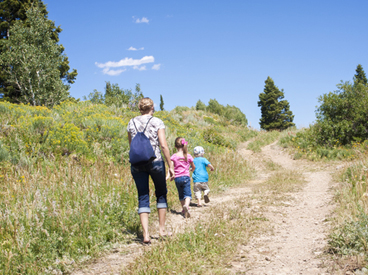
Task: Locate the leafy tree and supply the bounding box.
[0,0,77,102]
[353,64,367,86]
[104,81,131,106]
[258,77,295,131]
[130,83,144,112]
[195,99,206,111]
[313,80,368,146]
[84,90,104,104]
[207,99,224,115]
[84,82,144,111]
[160,94,164,111]
[223,104,248,125]
[0,5,69,107]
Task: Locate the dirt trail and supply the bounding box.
[72,141,337,274]
[232,141,335,274]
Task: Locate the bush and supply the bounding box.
[47,123,88,155]
[203,128,234,148]
[314,81,368,146]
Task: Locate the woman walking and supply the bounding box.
[127,97,174,244]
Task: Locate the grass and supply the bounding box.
[259,169,306,194]
[0,101,257,274]
[123,198,264,274]
[328,159,368,265]
[247,130,280,153]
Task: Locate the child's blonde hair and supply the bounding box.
[174,137,188,161]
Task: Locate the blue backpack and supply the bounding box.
[129,117,156,166]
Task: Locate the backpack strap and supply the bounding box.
[132,116,153,133]
[142,117,153,133]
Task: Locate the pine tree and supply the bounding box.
[258,77,295,131]
[0,0,77,102]
[353,64,367,86]
[0,5,69,107]
[160,94,164,111]
[195,99,206,111]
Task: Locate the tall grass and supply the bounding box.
[328,159,368,259]
[0,158,140,274]
[0,101,257,274]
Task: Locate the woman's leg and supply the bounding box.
[150,161,170,234]
[158,208,168,236]
[139,212,150,242]
[131,165,151,241]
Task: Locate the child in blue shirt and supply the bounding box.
[192,146,214,207]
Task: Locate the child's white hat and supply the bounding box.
[193,146,205,156]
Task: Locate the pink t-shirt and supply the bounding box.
[171,153,194,178]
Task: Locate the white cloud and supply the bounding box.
[133,65,147,71]
[102,68,126,76]
[152,64,161,70]
[135,17,149,24]
[128,46,144,51]
[95,56,154,68]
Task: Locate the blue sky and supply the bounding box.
[45,0,368,129]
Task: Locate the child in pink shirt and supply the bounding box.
[168,137,195,218]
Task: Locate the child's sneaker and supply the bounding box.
[204,195,210,203]
[183,205,190,218]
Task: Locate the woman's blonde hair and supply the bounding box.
[138,97,154,114]
[174,137,188,161]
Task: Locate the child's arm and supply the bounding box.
[207,164,214,171]
[190,161,195,172]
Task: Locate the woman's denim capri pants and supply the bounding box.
[130,160,168,214]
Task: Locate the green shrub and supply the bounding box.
[314,81,368,146]
[47,123,88,155]
[203,128,234,148]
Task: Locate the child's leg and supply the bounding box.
[193,182,202,206]
[203,182,210,203]
[182,177,192,217]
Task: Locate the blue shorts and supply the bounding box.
[174,176,192,201]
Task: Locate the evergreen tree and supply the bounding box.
[160,94,164,111]
[258,77,295,131]
[0,5,69,107]
[353,64,367,86]
[195,99,206,111]
[0,0,77,102]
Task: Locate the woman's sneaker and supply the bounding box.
[183,205,190,218]
[204,195,210,203]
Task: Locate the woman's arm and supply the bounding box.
[128,132,132,146]
[158,128,175,178]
